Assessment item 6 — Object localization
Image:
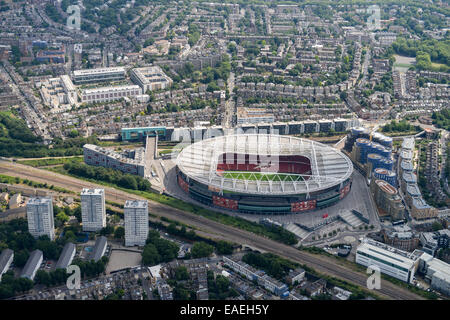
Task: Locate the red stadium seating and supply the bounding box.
[217,153,312,176]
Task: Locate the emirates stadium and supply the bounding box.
[175,134,353,214]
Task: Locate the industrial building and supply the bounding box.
[124,200,149,247]
[356,238,422,283]
[81,188,106,232]
[26,197,55,241]
[130,66,173,92]
[0,249,14,281]
[55,243,76,270]
[72,67,126,84]
[20,249,43,280]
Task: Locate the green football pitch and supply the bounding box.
[221,171,304,182]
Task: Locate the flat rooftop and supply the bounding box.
[357,239,418,270]
[125,200,148,209]
[375,179,397,194]
[73,67,125,76]
[81,188,104,196]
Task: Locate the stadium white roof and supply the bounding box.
[176,134,353,196]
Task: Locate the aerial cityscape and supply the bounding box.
[0,0,449,305]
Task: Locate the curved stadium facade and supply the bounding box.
[176,134,353,214]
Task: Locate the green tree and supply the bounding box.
[216,241,233,255]
[142,243,161,266]
[114,226,125,239]
[175,266,189,281]
[191,242,214,259]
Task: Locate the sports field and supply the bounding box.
[221,171,304,182]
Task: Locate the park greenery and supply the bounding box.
[0,220,64,268]
[17,157,83,168]
[63,162,152,192]
[381,120,419,133]
[389,38,450,72]
[191,242,214,259]
[242,252,297,280]
[34,268,68,288]
[0,270,33,299]
[0,174,73,194]
[72,256,109,279]
[141,230,180,266]
[432,109,450,131]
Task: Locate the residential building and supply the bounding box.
[286,268,306,285]
[223,256,288,296]
[130,66,173,92]
[257,274,288,296]
[381,226,419,252]
[236,107,275,125]
[9,193,22,209]
[124,200,149,247]
[81,188,106,232]
[370,179,405,221]
[81,85,142,103]
[0,249,14,281]
[420,230,450,256]
[20,249,43,280]
[26,197,55,241]
[91,236,107,262]
[83,144,146,177]
[35,45,65,63]
[72,67,126,84]
[55,243,76,270]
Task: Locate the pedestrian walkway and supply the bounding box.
[338,210,364,228]
[284,223,310,239]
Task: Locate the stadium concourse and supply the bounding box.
[176,134,353,214]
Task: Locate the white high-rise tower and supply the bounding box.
[26,197,55,241]
[81,188,106,232]
[124,200,148,246]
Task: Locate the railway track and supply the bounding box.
[0,161,423,300]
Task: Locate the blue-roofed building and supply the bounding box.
[121,127,167,141]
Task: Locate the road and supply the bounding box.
[222,71,235,128]
[0,161,423,300]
